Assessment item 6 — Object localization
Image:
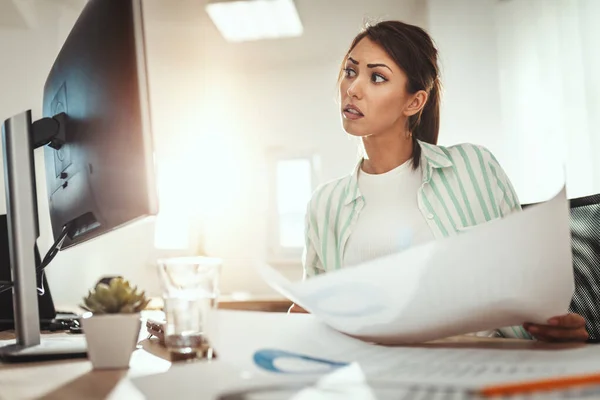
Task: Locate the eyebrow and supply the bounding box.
[346,57,393,73]
[367,63,393,73]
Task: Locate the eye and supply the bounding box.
[371,73,387,84]
[343,68,356,78]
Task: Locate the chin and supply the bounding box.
[342,119,369,137]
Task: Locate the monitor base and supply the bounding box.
[0,335,87,362]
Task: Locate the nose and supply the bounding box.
[346,77,364,99]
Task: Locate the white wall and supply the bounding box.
[0,4,60,220]
[573,0,600,194]
[427,0,527,204]
[494,0,595,202]
[426,0,505,153]
[427,0,600,204]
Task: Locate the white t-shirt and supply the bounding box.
[343,160,435,267]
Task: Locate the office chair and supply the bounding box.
[567,193,600,340]
[523,193,600,340]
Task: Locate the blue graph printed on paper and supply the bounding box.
[253,349,348,374]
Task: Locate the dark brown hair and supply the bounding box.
[342,20,441,169]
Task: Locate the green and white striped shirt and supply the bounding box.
[303,140,532,339]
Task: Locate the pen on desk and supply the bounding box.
[476,372,600,397]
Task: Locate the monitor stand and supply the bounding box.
[0,110,88,362]
[0,335,87,362]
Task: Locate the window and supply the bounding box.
[269,152,318,262]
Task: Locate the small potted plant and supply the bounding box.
[80,277,150,369]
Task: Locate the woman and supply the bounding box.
[299,20,588,342]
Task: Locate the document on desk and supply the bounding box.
[258,187,574,344]
[132,311,600,399]
[210,311,600,383]
[208,311,600,396]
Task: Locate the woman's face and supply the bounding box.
[339,38,415,138]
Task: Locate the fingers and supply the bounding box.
[525,324,589,342]
[546,313,586,329]
[523,313,588,342]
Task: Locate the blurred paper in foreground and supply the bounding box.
[259,187,574,344]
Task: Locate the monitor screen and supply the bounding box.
[42,0,158,250]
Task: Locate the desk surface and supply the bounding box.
[0,332,162,399]
[0,300,587,400]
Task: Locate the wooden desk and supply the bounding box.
[0,298,291,400]
[218,296,292,313]
[145,295,294,314]
[0,302,586,400]
[0,330,173,400]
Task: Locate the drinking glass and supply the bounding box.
[157,256,221,359]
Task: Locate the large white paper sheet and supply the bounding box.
[207,311,600,386]
[132,311,600,400]
[259,187,575,343]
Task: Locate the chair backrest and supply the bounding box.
[567,194,600,340]
[522,194,600,339]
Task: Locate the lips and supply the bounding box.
[343,104,364,116]
[344,104,365,120]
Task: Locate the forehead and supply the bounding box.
[347,37,396,66]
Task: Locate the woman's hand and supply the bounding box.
[523,313,588,342]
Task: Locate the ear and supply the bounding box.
[403,90,428,117]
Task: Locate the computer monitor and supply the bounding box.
[0,0,157,361]
[43,0,157,249]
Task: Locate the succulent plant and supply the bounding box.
[81,277,150,314]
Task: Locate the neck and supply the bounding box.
[361,132,414,174]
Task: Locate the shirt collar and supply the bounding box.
[343,161,363,205]
[418,140,453,169]
[343,140,452,205]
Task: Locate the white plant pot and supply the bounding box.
[81,313,142,369]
